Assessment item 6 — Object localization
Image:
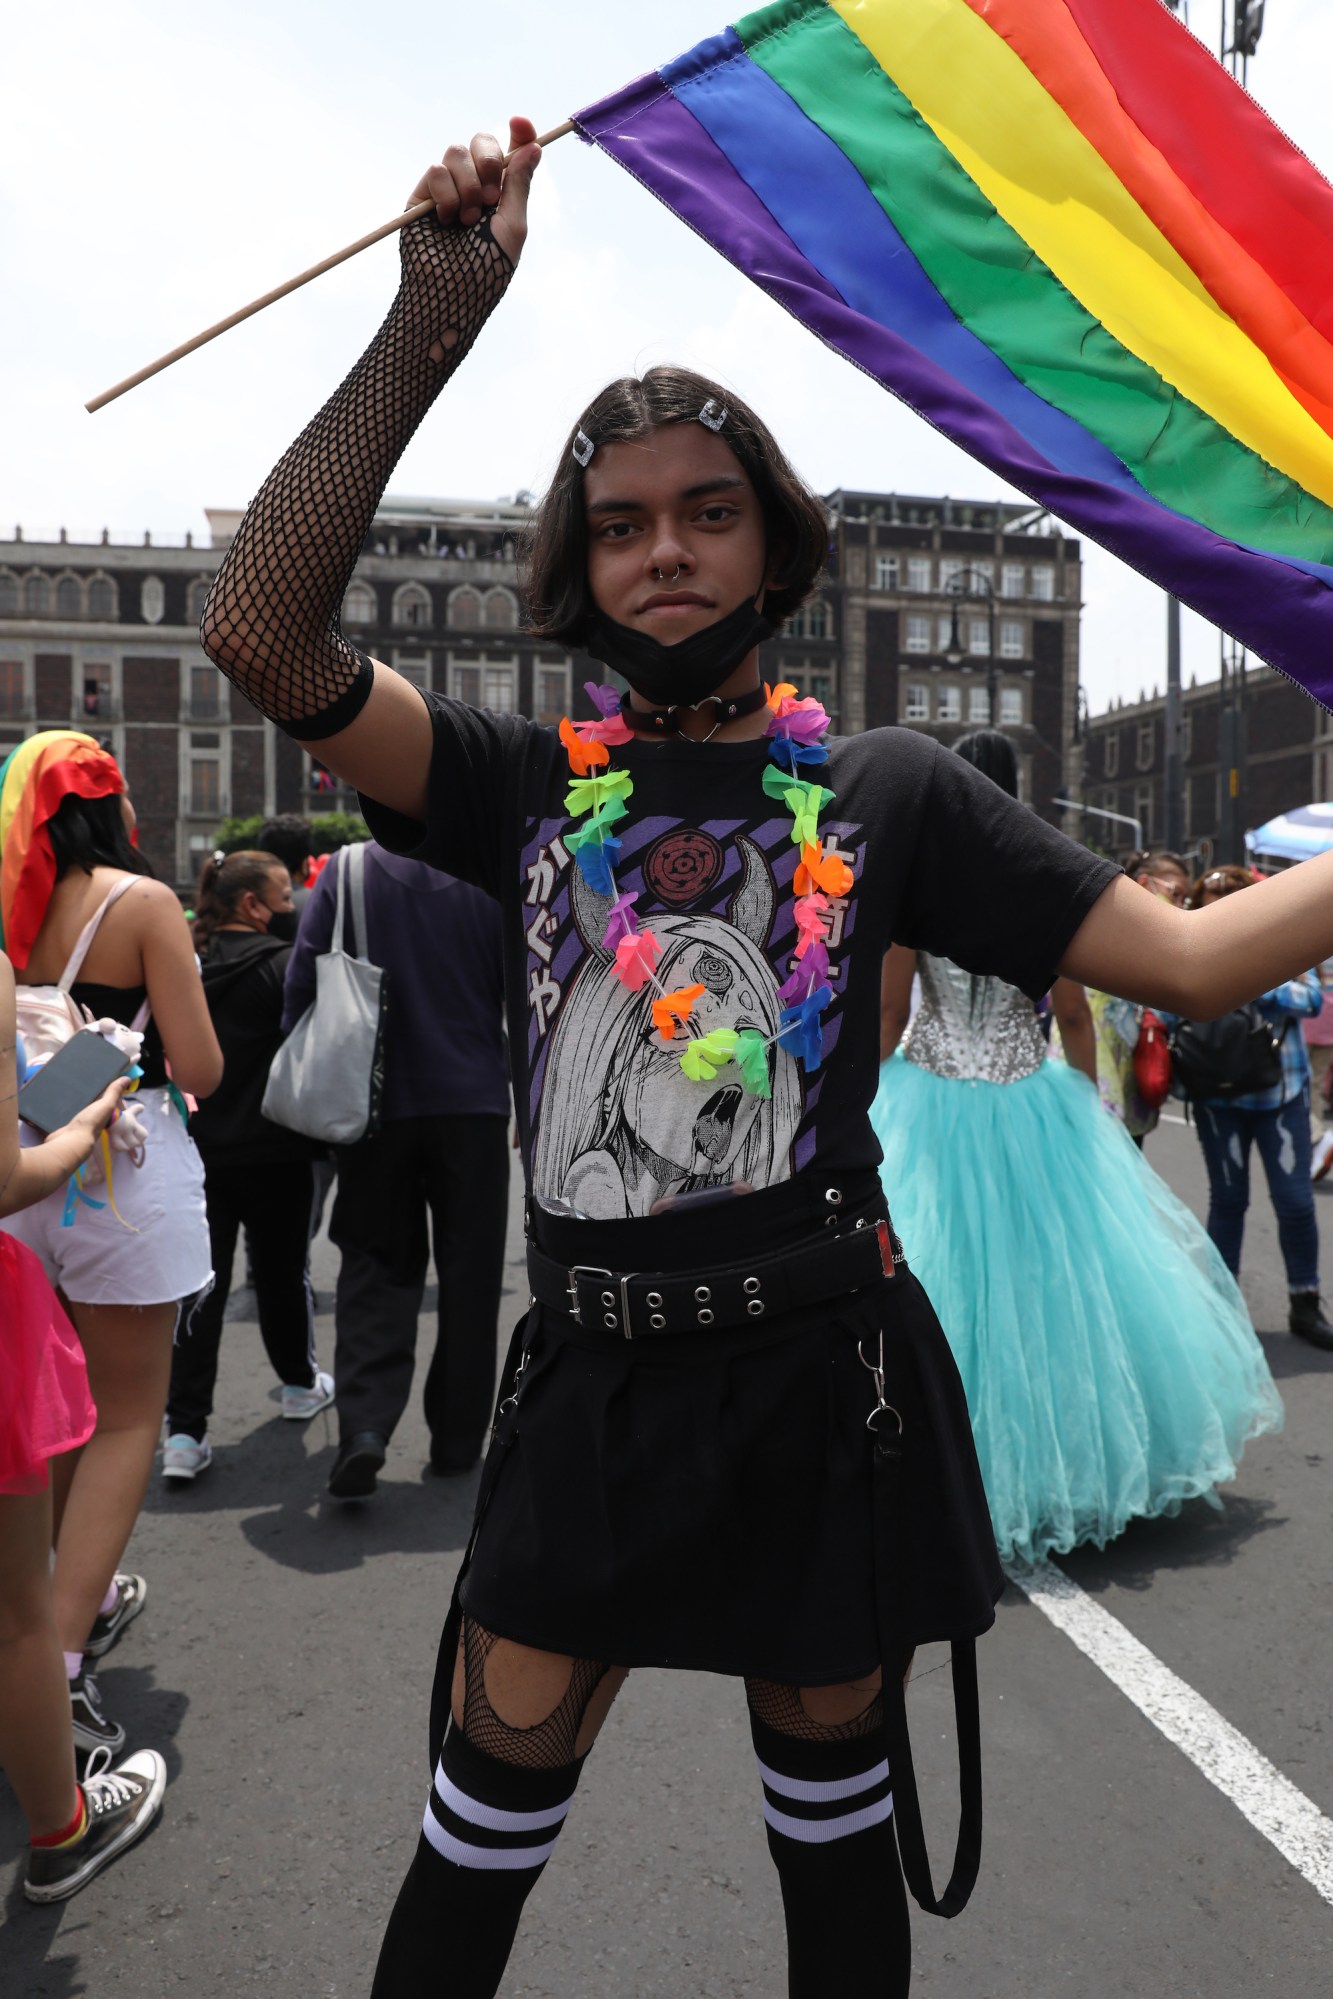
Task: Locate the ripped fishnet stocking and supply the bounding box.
[200,211,514,737]
[745,1677,885,1743]
[459,1621,612,1770]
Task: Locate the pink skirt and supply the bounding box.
[0,1234,96,1494]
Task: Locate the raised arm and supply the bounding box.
[200,121,542,822]
[1059,856,1333,1016]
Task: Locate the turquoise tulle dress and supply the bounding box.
[870,955,1283,1566]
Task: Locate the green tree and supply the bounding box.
[212,814,264,854]
[310,813,369,854]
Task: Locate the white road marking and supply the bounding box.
[1011,1562,1333,1904]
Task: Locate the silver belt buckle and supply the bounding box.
[566,1265,611,1327]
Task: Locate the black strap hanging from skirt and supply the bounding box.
[871,1407,984,1919]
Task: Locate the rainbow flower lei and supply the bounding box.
[557,682,854,1096]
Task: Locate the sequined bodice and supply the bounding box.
[903,954,1047,1084]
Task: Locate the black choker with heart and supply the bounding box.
[619,682,771,737]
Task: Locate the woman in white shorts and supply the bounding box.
[0,731,221,1757]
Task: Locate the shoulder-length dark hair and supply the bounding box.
[193,849,286,952]
[521,366,831,642]
[953,729,1019,798]
[47,791,153,882]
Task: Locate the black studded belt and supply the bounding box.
[525,1215,904,1340]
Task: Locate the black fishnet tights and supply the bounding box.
[458,1621,612,1770]
[745,1677,885,1742]
[200,211,513,738]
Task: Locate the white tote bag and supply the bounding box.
[261,844,386,1145]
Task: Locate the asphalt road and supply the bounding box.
[4,1115,1333,1997]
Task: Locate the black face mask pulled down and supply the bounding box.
[582,594,772,711]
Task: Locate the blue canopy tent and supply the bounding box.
[1247,803,1333,869]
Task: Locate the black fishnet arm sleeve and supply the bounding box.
[200,212,514,740]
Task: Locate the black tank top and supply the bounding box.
[69,982,169,1089]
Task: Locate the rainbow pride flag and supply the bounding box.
[575,0,1333,701]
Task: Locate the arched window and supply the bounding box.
[87,575,116,619]
[187,577,213,625]
[56,576,82,617]
[483,587,517,630]
[140,575,165,625]
[807,601,829,641]
[448,587,482,630]
[24,575,50,615]
[0,572,18,615]
[392,583,432,628]
[343,581,377,627]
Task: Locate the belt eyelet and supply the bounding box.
[697,1308,715,1326]
[825,1186,843,1206]
[743,1276,761,1295]
[746,1299,765,1317]
[650,1312,666,1330]
[600,1289,615,1307]
[603,1313,618,1329]
[646,1290,663,1308]
[694,1285,712,1303]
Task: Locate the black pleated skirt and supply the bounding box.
[457,1172,1004,1685]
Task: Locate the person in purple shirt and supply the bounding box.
[282,841,510,1497]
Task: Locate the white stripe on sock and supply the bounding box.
[421,1805,562,1871]
[754,1754,890,1805]
[434,1766,573,1835]
[763,1792,894,1845]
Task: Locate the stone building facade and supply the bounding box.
[0,486,1083,886]
[1079,668,1333,863]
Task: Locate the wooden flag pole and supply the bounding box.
[85,121,575,415]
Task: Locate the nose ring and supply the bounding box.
[653,564,682,583]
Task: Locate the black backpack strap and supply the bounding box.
[871,1413,985,1917]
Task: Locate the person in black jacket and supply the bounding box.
[162,850,333,1481]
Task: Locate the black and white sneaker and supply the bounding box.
[69,1665,126,1756]
[84,1574,147,1658]
[24,1746,166,1902]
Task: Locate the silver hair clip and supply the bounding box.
[572,429,595,467]
[698,399,728,432]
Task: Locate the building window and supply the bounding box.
[483,588,517,630]
[0,572,17,615]
[189,664,221,719]
[534,663,572,726]
[188,733,221,817]
[87,576,116,619]
[999,620,1024,659]
[450,662,482,705]
[998,685,1023,726]
[307,758,340,797]
[906,557,931,593]
[1180,712,1193,761]
[967,685,990,723]
[24,575,50,616]
[392,583,432,628]
[56,577,82,618]
[1105,733,1120,778]
[1000,563,1025,599]
[1136,721,1154,769]
[807,671,833,708]
[81,662,112,720]
[1135,785,1153,841]
[1030,564,1056,602]
[187,578,213,625]
[448,587,482,630]
[967,619,990,656]
[0,660,25,717]
[967,563,994,596]
[937,685,961,721]
[875,556,898,590]
[483,665,517,712]
[140,576,165,625]
[904,615,930,653]
[939,558,963,592]
[392,650,430,687]
[904,682,929,721]
[806,601,830,641]
[342,582,377,626]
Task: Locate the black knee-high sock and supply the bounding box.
[750,1711,912,1999]
[371,1726,584,1999]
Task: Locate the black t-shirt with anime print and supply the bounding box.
[361,695,1119,1226]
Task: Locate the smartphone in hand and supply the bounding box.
[17,1034,131,1137]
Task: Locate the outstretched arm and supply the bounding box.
[200,121,542,823]
[1059,859,1333,1016]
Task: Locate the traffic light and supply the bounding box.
[1234,0,1265,57]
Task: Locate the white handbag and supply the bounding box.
[261,844,386,1146]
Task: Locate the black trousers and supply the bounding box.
[329,1114,509,1463]
[168,1154,317,1441]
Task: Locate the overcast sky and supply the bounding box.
[4,0,1329,714]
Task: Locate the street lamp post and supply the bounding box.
[944,568,998,722]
